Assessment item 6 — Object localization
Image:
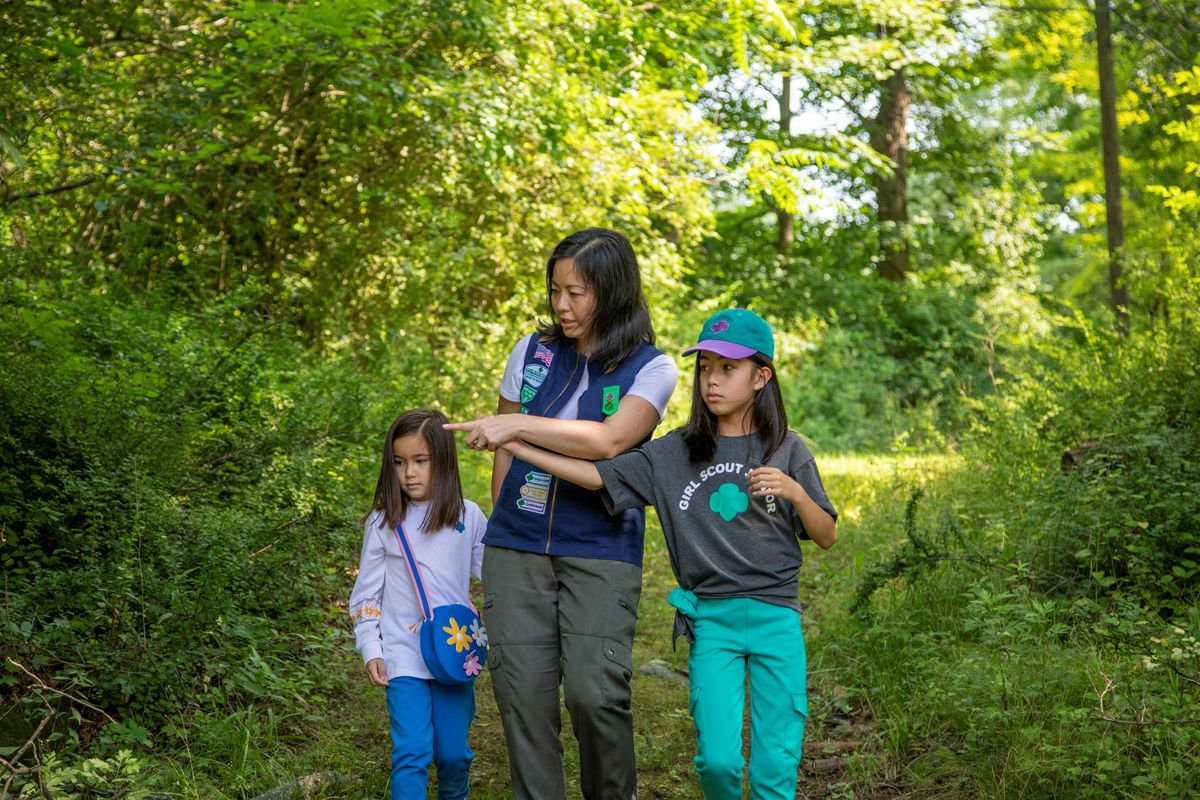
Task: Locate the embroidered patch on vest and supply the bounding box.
[523,363,548,388]
[533,344,554,367]
[520,384,538,404]
[516,470,551,515]
[601,385,620,416]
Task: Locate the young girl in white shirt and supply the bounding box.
[349,408,487,800]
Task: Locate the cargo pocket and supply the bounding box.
[485,643,511,717]
[607,591,638,641]
[599,637,634,708]
[481,592,499,648]
[784,691,809,758]
[616,592,638,622]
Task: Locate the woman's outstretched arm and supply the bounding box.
[489,398,521,504]
[448,396,659,461]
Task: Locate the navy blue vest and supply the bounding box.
[484,334,663,565]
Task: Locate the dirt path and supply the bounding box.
[797,686,903,799]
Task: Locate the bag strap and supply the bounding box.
[393,520,433,621]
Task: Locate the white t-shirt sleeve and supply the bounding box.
[499,334,537,403]
[627,354,679,420]
[502,337,677,419]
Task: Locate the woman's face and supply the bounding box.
[550,257,597,350]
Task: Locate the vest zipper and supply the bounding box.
[545,480,558,554]
[542,351,584,553]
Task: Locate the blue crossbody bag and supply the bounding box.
[394,520,487,684]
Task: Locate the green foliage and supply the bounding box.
[0,284,361,725]
[977,305,1200,614]
[17,749,153,800]
[852,487,981,618]
[994,0,1200,324]
[1,0,724,340]
[839,284,1200,796]
[2,0,1199,795]
[694,210,1036,450]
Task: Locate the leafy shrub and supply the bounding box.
[15,749,153,800]
[843,295,1200,797]
[975,310,1200,614]
[0,285,363,726]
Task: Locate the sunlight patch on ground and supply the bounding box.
[818,451,962,525]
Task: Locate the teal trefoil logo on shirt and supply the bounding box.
[709,483,749,522]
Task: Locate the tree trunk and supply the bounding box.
[1094,0,1131,334]
[777,74,795,253]
[871,60,909,282]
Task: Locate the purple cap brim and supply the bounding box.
[683,340,758,359]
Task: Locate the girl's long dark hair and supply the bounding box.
[680,354,788,464]
[536,227,655,373]
[363,408,464,533]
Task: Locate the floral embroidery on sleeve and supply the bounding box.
[349,597,382,624]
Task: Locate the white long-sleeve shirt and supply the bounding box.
[349,500,487,681]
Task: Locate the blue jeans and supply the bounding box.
[385,676,475,800]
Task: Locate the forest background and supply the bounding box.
[1,0,1198,797]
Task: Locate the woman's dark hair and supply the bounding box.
[680,354,789,463]
[363,408,463,533]
[536,227,655,373]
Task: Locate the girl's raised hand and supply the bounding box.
[748,465,837,548]
[746,466,804,503]
[365,658,389,687]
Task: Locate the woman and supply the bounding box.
[446,228,677,800]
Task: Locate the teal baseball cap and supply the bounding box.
[683,309,775,361]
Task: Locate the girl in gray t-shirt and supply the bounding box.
[501,308,837,799]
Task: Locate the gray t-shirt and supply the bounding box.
[596,430,837,609]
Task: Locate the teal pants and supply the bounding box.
[680,594,809,800]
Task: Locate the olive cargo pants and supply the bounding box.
[482,546,642,800]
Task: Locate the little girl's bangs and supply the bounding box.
[366,408,464,533]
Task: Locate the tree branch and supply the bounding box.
[0,695,54,799]
[3,176,98,205]
[1098,713,1200,726]
[5,657,117,724]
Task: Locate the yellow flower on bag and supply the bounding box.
[444,618,472,653]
